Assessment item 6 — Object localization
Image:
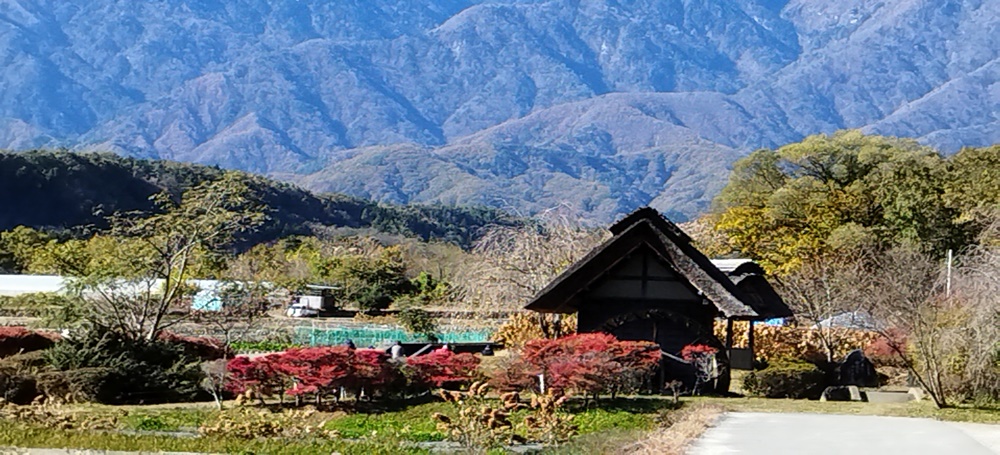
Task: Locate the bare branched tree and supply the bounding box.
[195,244,288,409]
[775,251,875,363]
[454,218,606,336]
[948,218,1000,404]
[867,247,957,408]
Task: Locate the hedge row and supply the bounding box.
[713,321,881,363]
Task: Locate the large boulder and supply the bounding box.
[837,350,879,387]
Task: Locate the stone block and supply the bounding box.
[863,390,914,403]
[820,385,862,402]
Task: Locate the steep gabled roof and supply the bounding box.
[525,208,758,318]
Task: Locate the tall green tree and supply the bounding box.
[944,145,1000,226]
[712,131,976,273]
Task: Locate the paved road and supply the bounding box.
[689,412,1000,455]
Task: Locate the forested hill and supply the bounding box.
[0,151,519,247]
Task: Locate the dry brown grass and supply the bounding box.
[619,404,724,455]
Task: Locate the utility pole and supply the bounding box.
[946,249,953,297]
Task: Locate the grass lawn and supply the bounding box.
[322,396,670,444]
[0,422,420,455]
[0,397,672,453]
[0,396,994,454]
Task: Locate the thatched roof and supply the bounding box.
[711,259,793,320]
[525,207,758,318]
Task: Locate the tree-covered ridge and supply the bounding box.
[0,150,520,248]
[707,131,1000,272]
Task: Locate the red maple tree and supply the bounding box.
[272,347,354,398]
[504,332,661,399]
[405,347,481,389]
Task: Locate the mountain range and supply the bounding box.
[1,0,997,222]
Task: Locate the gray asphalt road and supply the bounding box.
[689,412,1000,455]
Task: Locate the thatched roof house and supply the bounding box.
[525,207,790,392]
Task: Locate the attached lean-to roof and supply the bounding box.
[525,208,758,318]
[710,259,793,319]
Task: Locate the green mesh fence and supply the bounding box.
[294,325,493,348]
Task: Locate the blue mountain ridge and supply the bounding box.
[0,0,996,221]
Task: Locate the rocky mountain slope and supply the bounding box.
[0,0,996,221]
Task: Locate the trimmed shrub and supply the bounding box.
[0,326,58,358]
[0,350,48,372]
[492,313,577,348]
[35,367,116,403]
[713,321,879,363]
[44,330,205,404]
[0,368,37,404]
[158,331,231,361]
[743,359,828,399]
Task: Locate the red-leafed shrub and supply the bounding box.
[680,344,718,361]
[271,347,354,397]
[503,333,660,399]
[226,346,481,405]
[489,352,540,392]
[682,344,720,394]
[866,328,909,367]
[158,332,231,361]
[227,346,413,404]
[351,348,403,397]
[226,356,272,395]
[405,348,481,389]
[0,326,58,358]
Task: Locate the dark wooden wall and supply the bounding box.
[575,246,724,390]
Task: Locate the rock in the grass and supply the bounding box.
[838,350,879,387]
[820,385,863,402]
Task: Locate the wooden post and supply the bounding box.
[725,319,734,350]
[747,320,755,361]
